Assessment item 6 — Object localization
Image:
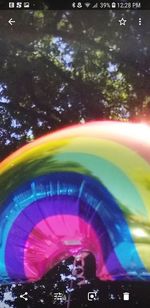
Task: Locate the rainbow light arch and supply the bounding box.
[0,121,150,283]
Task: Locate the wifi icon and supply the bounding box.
[85,2,91,8]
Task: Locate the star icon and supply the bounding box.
[118,18,127,26]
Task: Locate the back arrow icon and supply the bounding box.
[8,18,15,26]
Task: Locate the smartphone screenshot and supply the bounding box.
[0,0,150,307]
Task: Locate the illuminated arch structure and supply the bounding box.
[0,121,150,283]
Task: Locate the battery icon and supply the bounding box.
[112,2,116,8]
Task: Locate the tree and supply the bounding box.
[0,10,150,161]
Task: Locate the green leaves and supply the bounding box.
[0,10,150,161]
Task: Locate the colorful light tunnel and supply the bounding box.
[0,121,150,283]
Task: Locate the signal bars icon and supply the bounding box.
[93,3,98,8]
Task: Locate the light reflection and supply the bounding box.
[132,228,148,238]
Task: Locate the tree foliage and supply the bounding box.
[0,10,150,160]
